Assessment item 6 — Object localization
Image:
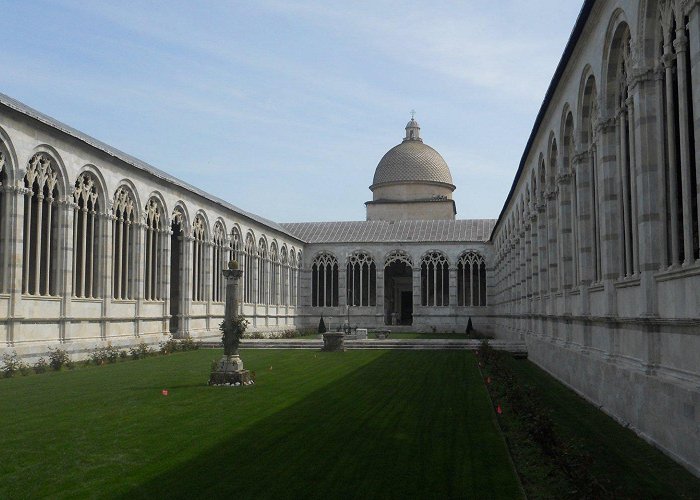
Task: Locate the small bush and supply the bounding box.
[89,343,121,365]
[131,342,153,360]
[47,347,73,371]
[119,350,128,360]
[2,351,29,378]
[318,316,327,334]
[33,357,49,374]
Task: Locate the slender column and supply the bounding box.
[116,217,123,299]
[145,225,151,300]
[674,31,695,263]
[44,198,53,295]
[80,206,88,296]
[23,190,31,294]
[88,208,96,297]
[627,99,639,274]
[125,221,132,298]
[72,204,78,294]
[663,49,681,266]
[619,110,632,277]
[34,193,43,294]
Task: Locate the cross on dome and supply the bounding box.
[404,112,421,142]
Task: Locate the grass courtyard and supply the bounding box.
[0,350,521,499]
[1,348,698,499]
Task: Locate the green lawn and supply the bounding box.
[501,356,700,498]
[0,350,522,499]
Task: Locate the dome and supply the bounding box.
[371,121,454,190]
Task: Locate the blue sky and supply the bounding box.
[1,1,582,222]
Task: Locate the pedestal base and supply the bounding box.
[322,332,345,352]
[208,354,253,386]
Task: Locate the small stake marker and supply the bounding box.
[486,376,491,384]
[162,389,169,396]
[496,404,502,415]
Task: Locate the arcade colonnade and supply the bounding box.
[296,243,490,331]
[0,107,302,354]
[491,0,700,477]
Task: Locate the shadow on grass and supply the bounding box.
[121,351,521,500]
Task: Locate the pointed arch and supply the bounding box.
[458,250,486,306]
[72,169,104,298]
[244,231,256,303]
[420,250,449,306]
[347,250,376,307]
[144,195,165,301]
[191,213,209,302]
[22,152,64,296]
[212,219,227,303]
[311,251,338,307]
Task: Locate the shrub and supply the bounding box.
[47,347,73,371]
[2,351,29,378]
[33,357,49,374]
[89,343,121,365]
[119,350,128,360]
[318,316,327,334]
[131,342,153,359]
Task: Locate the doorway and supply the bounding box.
[384,260,413,325]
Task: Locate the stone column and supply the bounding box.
[7,184,27,345]
[557,171,573,290]
[688,4,700,241]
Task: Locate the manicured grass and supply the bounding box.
[0,350,522,499]
[497,356,700,498]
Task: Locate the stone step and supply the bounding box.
[201,339,527,354]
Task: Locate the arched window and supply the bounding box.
[230,227,241,264]
[290,250,298,306]
[548,138,560,290]
[170,209,186,334]
[0,146,7,293]
[144,198,164,301]
[112,186,136,300]
[257,238,268,304]
[22,153,61,296]
[270,243,279,305]
[563,111,578,286]
[659,5,698,265]
[538,159,549,293]
[192,215,207,302]
[581,74,602,282]
[311,252,338,307]
[607,23,638,277]
[72,173,101,298]
[457,251,486,306]
[346,251,376,306]
[244,233,255,304]
[280,246,289,306]
[212,221,226,303]
[420,251,449,306]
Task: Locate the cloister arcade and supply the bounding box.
[490,0,700,477]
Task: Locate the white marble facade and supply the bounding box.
[0,0,699,478]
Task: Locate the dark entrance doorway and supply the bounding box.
[384,259,413,325]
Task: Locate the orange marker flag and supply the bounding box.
[496,404,502,414]
[162,389,169,396]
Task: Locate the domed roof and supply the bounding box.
[371,119,454,189]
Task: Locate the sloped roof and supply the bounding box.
[0,92,299,241]
[282,219,496,244]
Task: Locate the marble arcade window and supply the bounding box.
[346,251,376,307]
[420,251,449,307]
[22,153,61,296]
[112,186,136,300]
[457,251,486,307]
[311,252,338,307]
[212,222,226,303]
[144,199,164,301]
[72,173,101,298]
[191,215,207,302]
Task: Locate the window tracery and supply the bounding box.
[244,233,255,303]
[212,221,226,303]
[144,198,164,301]
[257,238,268,304]
[112,186,136,300]
[420,251,449,306]
[457,251,486,306]
[72,172,101,298]
[23,153,61,296]
[270,243,280,305]
[191,215,207,302]
[0,149,8,293]
[311,252,338,307]
[346,251,376,306]
[280,246,289,306]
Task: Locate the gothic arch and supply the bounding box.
[30,144,69,197]
[0,126,18,185]
[346,250,376,307]
[420,250,449,307]
[384,249,413,267]
[311,251,338,307]
[457,250,487,307]
[144,195,165,301]
[72,169,105,299]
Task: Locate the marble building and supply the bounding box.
[0,0,698,478]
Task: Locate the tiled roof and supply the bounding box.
[0,92,299,240]
[282,219,496,244]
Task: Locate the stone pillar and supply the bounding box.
[448,266,457,307]
[7,184,26,345]
[688,4,700,242]
[557,172,573,291]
